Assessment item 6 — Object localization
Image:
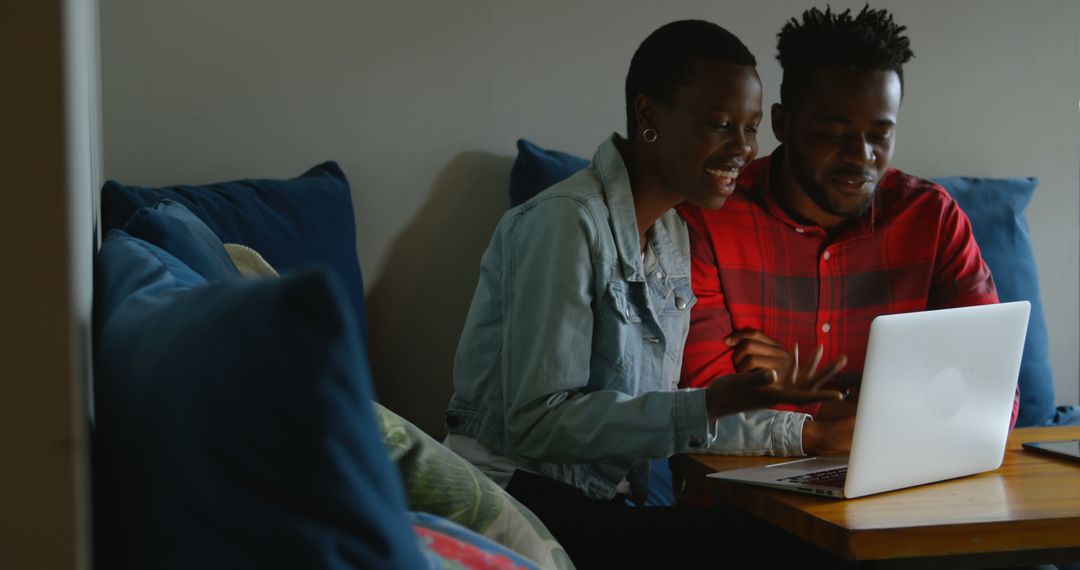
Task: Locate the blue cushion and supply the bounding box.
[508,139,589,207]
[934,177,1054,427]
[121,199,240,281]
[101,162,368,344]
[93,230,425,570]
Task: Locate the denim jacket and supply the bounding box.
[446,136,807,500]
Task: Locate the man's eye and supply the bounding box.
[709,121,731,131]
[869,132,893,144]
[746,126,759,135]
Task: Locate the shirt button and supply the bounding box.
[675,297,688,310]
[655,271,664,280]
[823,251,831,261]
[822,323,831,333]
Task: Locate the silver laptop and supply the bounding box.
[708,301,1030,499]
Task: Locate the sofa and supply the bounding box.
[92,163,573,569]
[91,142,1071,568]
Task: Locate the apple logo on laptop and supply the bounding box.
[926,366,966,420]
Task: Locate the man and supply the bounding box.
[678,5,1014,457]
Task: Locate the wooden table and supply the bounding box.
[676,425,1080,569]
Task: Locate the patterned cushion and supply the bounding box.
[412,512,541,570]
[375,403,573,570]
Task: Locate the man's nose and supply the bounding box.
[839,135,874,166]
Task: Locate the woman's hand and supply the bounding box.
[725,329,847,390]
[705,329,848,420]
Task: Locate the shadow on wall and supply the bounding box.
[367,151,513,438]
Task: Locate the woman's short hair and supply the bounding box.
[625,20,756,136]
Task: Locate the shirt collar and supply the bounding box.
[592,134,657,282]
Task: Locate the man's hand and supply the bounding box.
[814,389,859,420]
[704,368,845,421]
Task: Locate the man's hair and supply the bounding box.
[625,20,756,136]
[776,5,914,107]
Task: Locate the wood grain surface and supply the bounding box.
[678,426,1080,561]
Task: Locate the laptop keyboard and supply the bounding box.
[779,467,848,488]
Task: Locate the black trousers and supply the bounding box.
[506,469,836,569]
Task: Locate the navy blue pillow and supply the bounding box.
[934,177,1054,427]
[508,139,589,207]
[93,230,425,570]
[101,162,368,344]
[121,199,240,280]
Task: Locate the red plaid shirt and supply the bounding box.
[678,151,1017,425]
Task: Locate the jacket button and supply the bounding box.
[688,435,704,447]
[445,413,460,428]
[675,297,687,310]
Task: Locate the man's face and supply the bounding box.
[645,60,763,210]
[776,68,902,224]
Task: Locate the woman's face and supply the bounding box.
[641,61,762,210]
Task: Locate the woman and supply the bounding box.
[445,20,843,567]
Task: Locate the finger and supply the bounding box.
[761,387,845,405]
[724,329,784,348]
[722,369,776,389]
[805,345,824,378]
[731,341,789,369]
[792,342,800,386]
[810,356,849,390]
[735,355,789,376]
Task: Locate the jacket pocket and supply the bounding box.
[606,280,641,324]
[658,279,697,316]
[590,281,641,382]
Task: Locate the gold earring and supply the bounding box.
[642,128,658,143]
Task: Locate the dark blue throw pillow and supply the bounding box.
[101,162,368,344]
[121,199,240,281]
[508,139,589,207]
[93,230,425,570]
[934,177,1054,427]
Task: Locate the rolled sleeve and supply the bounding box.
[696,409,810,456]
[672,388,712,451]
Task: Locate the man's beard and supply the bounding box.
[787,142,874,220]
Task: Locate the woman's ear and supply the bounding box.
[635,94,658,135]
[771,102,788,143]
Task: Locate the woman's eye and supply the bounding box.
[746,126,759,135]
[709,121,731,131]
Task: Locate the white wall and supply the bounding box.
[100,0,1080,435]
